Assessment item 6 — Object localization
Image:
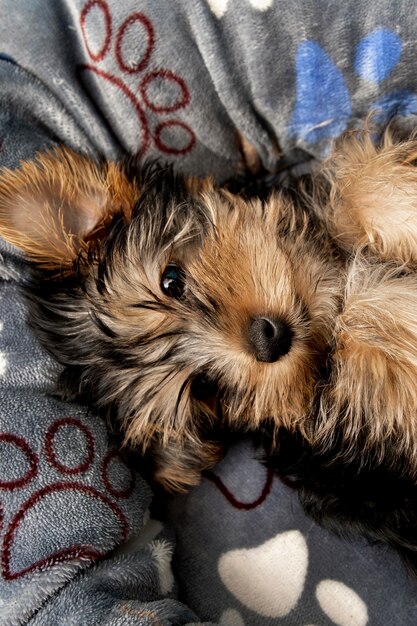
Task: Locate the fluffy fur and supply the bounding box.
[313,131,417,469]
[0,146,340,490]
[269,130,417,575]
[3,130,417,575]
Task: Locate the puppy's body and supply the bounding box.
[314,132,417,472]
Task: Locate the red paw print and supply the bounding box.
[78,0,196,158]
[204,440,274,510]
[0,417,137,580]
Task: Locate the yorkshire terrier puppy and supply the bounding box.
[0,147,341,491]
[270,130,417,574]
[4,130,417,574]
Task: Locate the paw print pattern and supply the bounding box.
[0,416,137,581]
[0,434,38,491]
[204,441,370,625]
[218,531,309,619]
[205,464,273,510]
[288,28,417,145]
[78,0,195,157]
[288,40,352,145]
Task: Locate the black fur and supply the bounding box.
[22,162,208,420]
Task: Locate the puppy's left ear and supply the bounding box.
[0,147,138,270]
[320,131,417,263]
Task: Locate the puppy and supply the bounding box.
[3,132,417,574]
[270,130,417,574]
[0,148,340,491]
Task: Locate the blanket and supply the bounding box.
[1,2,417,624]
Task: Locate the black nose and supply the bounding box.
[247,316,293,363]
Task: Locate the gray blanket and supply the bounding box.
[1,2,417,624]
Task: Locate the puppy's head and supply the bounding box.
[0,148,341,485]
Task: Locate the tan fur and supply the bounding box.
[5,131,417,489]
[321,130,417,264]
[0,148,138,270]
[0,146,344,489]
[151,437,224,492]
[237,131,263,175]
[310,130,417,472]
[82,184,341,454]
[184,192,341,433]
[315,257,417,467]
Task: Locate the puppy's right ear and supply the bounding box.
[0,148,138,270]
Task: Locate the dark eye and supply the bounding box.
[160,264,186,299]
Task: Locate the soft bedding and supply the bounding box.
[1,2,417,624]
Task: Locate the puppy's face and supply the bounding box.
[0,148,341,486]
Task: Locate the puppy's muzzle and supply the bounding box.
[248,316,293,363]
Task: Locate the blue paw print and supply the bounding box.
[288,41,352,144]
[354,28,402,83]
[288,27,416,145]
